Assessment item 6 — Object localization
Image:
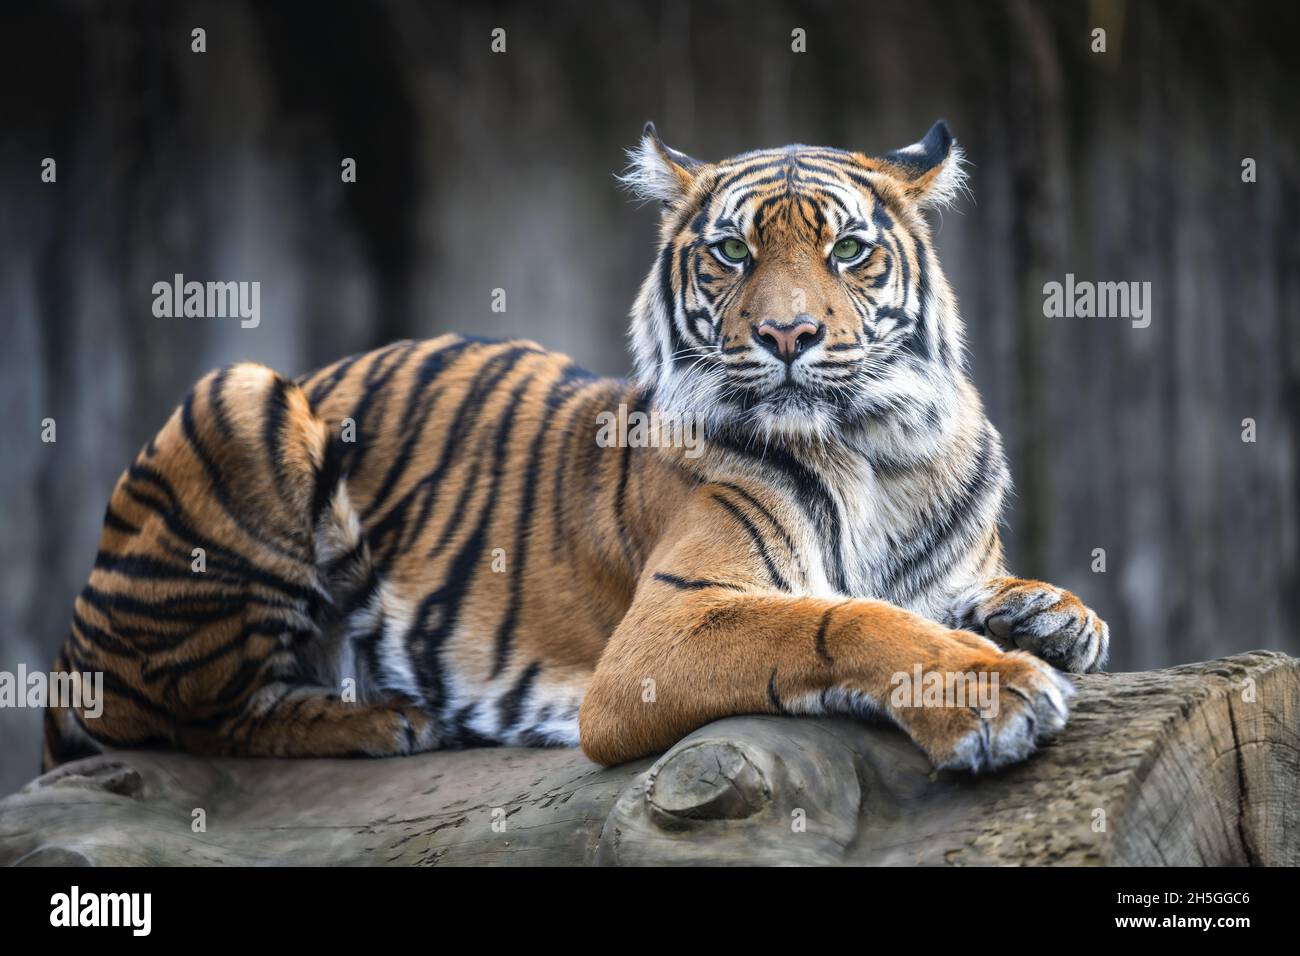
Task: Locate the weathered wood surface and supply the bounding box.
[1,651,1295,866]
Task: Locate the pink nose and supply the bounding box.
[755,317,823,362]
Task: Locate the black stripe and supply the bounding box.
[767,667,789,715]
[106,472,323,601]
[711,431,848,594]
[653,572,744,592]
[87,664,226,727]
[880,428,1000,598]
[262,376,292,509]
[497,661,541,732]
[657,243,690,365]
[409,368,539,715]
[610,388,650,571]
[712,156,801,195]
[310,432,346,529]
[612,444,638,568]
[93,550,246,587]
[905,238,932,361]
[338,340,421,472]
[550,380,615,559]
[210,658,274,710]
[179,387,301,562]
[304,350,366,406]
[675,242,703,347]
[490,365,593,678]
[446,703,501,749]
[368,344,539,568]
[360,338,478,522]
[419,365,540,565]
[101,504,140,535]
[710,482,802,576]
[139,623,276,686]
[710,492,791,592]
[814,606,838,665]
[79,583,245,624]
[69,613,139,658]
[209,365,236,441]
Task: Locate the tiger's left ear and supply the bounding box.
[618,122,705,208]
[874,120,968,210]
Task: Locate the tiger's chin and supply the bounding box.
[657,374,861,451]
[715,385,849,445]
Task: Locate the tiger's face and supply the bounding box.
[625,121,968,444]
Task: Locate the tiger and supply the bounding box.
[43,120,1109,776]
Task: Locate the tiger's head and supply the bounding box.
[623,121,969,446]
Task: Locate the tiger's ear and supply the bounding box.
[618,122,704,208]
[874,120,968,210]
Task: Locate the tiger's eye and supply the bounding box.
[832,237,863,260]
[719,238,751,262]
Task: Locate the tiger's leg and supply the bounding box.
[580,587,1073,770]
[200,683,437,757]
[43,362,440,767]
[952,576,1109,673]
[578,489,1075,771]
[196,481,442,757]
[45,675,438,763]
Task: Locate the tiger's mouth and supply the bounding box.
[732,371,851,405]
[668,351,874,441]
[725,377,852,432]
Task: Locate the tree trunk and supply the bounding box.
[2,651,1295,866]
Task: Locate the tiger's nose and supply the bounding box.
[754,316,824,363]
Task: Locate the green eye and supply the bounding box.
[718,238,751,263]
[832,237,864,261]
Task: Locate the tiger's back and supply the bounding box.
[45,335,684,766]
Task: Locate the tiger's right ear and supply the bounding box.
[618,122,704,208]
[872,120,968,210]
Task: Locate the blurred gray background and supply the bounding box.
[1,0,1297,792]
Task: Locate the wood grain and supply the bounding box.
[2,651,1294,866]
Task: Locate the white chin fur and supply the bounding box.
[654,370,842,445]
[749,401,839,442]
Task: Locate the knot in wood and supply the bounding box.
[645,741,770,827]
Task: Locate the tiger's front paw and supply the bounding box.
[894,648,1075,773]
[963,577,1109,673]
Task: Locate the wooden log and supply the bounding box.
[1,651,1295,866]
